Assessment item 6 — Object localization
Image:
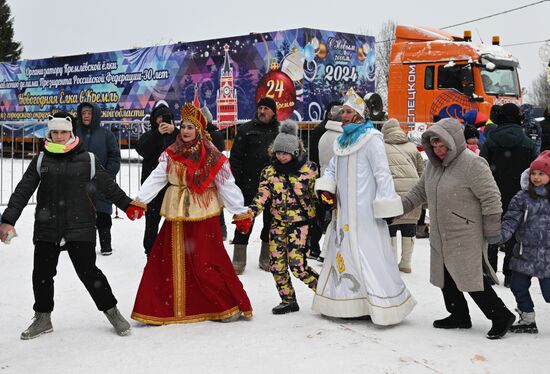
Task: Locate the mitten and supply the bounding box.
[126,201,146,221]
[232,212,253,235]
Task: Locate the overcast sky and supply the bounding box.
[8,0,550,101]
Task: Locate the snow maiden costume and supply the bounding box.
[313,89,416,325]
[132,104,252,325]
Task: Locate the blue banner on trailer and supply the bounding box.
[0,28,375,130]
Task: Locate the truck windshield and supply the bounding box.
[481,67,520,97]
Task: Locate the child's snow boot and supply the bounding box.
[272,301,299,315]
[20,312,53,340]
[510,308,538,334]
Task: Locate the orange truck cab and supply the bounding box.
[388,25,522,124]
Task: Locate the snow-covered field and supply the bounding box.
[0,204,547,374]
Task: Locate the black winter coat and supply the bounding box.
[480,122,537,211]
[207,123,226,153]
[1,142,132,244]
[135,116,177,184]
[75,102,121,214]
[229,116,279,197]
[540,108,550,152]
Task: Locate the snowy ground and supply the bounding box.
[0,206,548,374]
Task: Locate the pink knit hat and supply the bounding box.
[530,150,550,176]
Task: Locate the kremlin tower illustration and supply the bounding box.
[216,44,238,127]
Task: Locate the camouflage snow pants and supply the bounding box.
[269,222,319,303]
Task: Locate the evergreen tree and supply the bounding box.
[0,0,22,62]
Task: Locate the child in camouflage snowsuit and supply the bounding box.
[249,120,319,315]
[501,151,550,334]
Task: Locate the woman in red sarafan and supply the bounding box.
[131,103,253,324]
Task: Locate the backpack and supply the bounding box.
[36,151,96,179]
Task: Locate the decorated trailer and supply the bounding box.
[0,27,375,149]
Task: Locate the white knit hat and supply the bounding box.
[47,115,75,144]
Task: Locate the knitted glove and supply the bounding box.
[232,212,253,235]
[126,201,146,221]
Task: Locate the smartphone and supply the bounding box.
[161,114,172,123]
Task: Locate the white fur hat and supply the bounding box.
[47,115,75,143]
[342,88,366,118]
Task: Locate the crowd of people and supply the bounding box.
[1,89,550,342]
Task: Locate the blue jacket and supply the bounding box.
[75,102,121,214]
[501,170,550,278]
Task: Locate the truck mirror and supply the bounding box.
[485,62,496,72]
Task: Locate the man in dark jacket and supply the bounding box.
[540,104,550,152]
[201,104,228,240]
[135,101,177,255]
[75,102,121,255]
[229,97,280,274]
[480,103,537,286]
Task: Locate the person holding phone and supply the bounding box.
[136,101,177,256]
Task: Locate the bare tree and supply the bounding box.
[528,64,550,107]
[375,20,396,110]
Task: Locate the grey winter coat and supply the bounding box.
[75,102,121,214]
[502,170,550,278]
[317,120,343,176]
[381,120,424,225]
[402,118,503,291]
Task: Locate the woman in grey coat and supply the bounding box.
[402,118,515,339]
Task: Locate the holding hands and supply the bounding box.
[125,201,147,221]
[320,191,337,210]
[232,211,254,235]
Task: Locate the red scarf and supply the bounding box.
[166,134,227,194]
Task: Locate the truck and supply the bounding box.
[387,25,523,124]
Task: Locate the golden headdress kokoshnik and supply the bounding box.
[166,103,227,194]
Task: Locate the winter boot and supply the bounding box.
[399,237,414,273]
[486,310,515,340]
[272,301,300,315]
[433,314,472,329]
[258,241,270,272]
[232,244,247,275]
[104,306,131,336]
[390,237,398,262]
[510,308,538,334]
[20,312,53,340]
[98,228,113,256]
[218,312,242,323]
